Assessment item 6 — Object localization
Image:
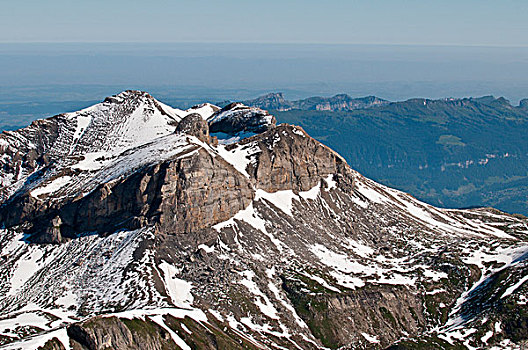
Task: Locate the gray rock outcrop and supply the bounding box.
[175,113,211,143]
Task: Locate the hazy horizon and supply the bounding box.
[3,1,527,104]
[1,42,528,104]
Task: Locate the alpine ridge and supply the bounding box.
[241,93,388,111]
[0,91,527,350]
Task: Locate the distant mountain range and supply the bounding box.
[242,92,388,111]
[243,93,528,215]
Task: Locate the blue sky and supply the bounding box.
[1,0,527,46]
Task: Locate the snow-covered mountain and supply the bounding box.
[0,91,527,350]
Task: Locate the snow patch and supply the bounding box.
[355,180,388,204]
[324,174,337,191]
[31,176,72,197]
[198,244,215,253]
[302,273,341,293]
[255,189,298,216]
[501,275,528,299]
[291,127,306,137]
[185,103,218,120]
[214,143,260,178]
[72,114,92,145]
[361,332,380,343]
[8,249,44,295]
[343,239,374,258]
[159,261,194,308]
[72,152,109,171]
[481,330,494,343]
[209,309,224,322]
[55,290,77,309]
[299,184,320,201]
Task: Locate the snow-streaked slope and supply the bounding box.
[0,92,527,350]
[0,91,221,203]
[28,133,199,202]
[65,91,183,155]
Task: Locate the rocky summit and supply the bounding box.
[0,91,527,350]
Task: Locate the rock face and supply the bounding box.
[0,125,343,242]
[245,125,350,192]
[37,338,67,350]
[0,91,527,350]
[44,216,63,244]
[0,146,254,242]
[153,147,254,235]
[175,113,211,143]
[281,280,427,348]
[67,317,175,350]
[66,314,272,350]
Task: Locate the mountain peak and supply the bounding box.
[242,92,292,111]
[0,92,222,203]
[103,90,154,104]
[63,90,184,156]
[261,92,286,99]
[332,93,352,99]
